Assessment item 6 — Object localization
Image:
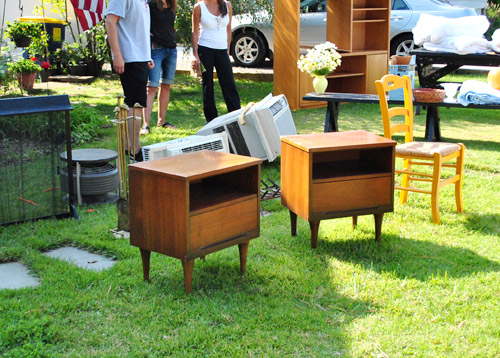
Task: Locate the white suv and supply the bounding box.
[230,0,477,67]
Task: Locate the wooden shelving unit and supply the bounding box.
[280,130,396,248]
[128,150,262,293]
[274,0,390,110]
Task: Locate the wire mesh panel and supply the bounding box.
[0,95,74,225]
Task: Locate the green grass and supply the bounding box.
[1,72,500,357]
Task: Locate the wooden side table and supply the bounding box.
[280,130,396,248]
[128,150,262,293]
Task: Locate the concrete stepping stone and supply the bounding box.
[43,246,115,271]
[0,262,40,290]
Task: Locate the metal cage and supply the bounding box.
[0,95,75,225]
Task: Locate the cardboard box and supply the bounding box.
[389,55,416,101]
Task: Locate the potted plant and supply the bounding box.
[82,24,111,77]
[8,57,42,90]
[4,20,42,48]
[39,60,51,82]
[62,42,88,76]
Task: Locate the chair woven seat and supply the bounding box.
[396,142,462,158]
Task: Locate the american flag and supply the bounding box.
[70,0,105,31]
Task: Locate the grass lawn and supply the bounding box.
[1,72,500,357]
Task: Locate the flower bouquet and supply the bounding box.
[297,42,342,94]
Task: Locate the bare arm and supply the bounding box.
[105,14,125,74]
[191,3,201,67]
[226,1,233,53]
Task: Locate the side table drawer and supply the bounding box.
[312,176,392,213]
[189,198,259,251]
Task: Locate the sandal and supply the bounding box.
[139,126,150,135]
[160,122,176,129]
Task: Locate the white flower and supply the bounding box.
[297,41,342,76]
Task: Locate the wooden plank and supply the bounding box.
[274,0,300,110]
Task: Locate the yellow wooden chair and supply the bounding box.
[375,74,465,224]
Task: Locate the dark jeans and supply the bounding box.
[198,45,241,122]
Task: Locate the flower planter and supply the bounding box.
[68,64,88,76]
[86,60,103,77]
[13,35,31,48]
[16,72,37,90]
[40,70,49,83]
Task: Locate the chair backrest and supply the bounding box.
[375,74,414,143]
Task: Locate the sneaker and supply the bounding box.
[125,148,144,163]
[139,126,150,135]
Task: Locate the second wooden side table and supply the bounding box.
[280,130,396,248]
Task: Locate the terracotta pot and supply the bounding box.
[16,72,37,90]
[13,35,31,48]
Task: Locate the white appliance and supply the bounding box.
[196,94,296,162]
[142,132,229,161]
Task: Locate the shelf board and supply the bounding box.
[327,71,365,79]
[189,186,256,214]
[340,50,388,56]
[353,19,386,23]
[353,7,388,11]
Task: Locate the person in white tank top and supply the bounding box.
[191,0,241,122]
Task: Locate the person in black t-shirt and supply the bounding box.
[141,0,178,134]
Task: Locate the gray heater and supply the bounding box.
[0,95,76,226]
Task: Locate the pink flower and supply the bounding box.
[41,61,50,69]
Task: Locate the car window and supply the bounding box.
[392,0,409,10]
[300,0,327,13]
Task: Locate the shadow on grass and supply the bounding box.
[313,233,500,282]
[142,252,373,355]
[464,213,500,237]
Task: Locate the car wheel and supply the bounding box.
[231,31,266,67]
[390,33,420,56]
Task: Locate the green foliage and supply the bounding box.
[70,105,109,144]
[4,21,41,40]
[83,23,111,64]
[26,30,50,59]
[486,2,500,39]
[7,58,42,74]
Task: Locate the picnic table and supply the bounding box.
[410,49,500,88]
[302,92,500,142]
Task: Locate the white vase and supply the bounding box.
[313,75,328,94]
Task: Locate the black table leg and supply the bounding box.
[424,105,442,142]
[324,101,340,132]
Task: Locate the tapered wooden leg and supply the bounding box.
[139,248,151,282]
[374,213,384,242]
[352,216,358,228]
[455,144,465,213]
[309,220,320,249]
[431,153,442,225]
[181,259,195,294]
[290,210,297,236]
[238,241,250,274]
